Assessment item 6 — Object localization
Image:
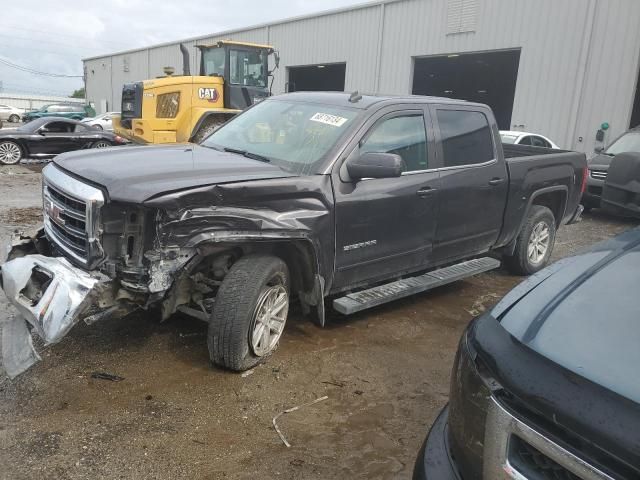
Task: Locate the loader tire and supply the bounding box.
[191,115,227,144]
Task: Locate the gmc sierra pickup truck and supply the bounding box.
[0,92,586,377]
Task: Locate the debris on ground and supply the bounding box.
[321,379,347,388]
[90,372,125,382]
[240,368,255,378]
[465,293,501,316]
[272,395,329,448]
[0,207,42,226]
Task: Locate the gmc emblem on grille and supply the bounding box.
[45,199,65,225]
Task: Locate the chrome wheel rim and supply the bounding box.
[528,221,550,265]
[0,142,21,164]
[93,141,110,148]
[250,284,289,357]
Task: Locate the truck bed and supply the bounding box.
[496,143,586,248]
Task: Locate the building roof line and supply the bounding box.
[82,0,406,61]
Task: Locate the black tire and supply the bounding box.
[208,254,290,371]
[8,114,19,123]
[191,115,228,144]
[504,205,556,276]
[0,140,23,165]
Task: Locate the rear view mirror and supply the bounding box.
[346,152,405,181]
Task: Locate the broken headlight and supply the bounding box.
[447,322,494,480]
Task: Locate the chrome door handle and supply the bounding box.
[416,186,436,198]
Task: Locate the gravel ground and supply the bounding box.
[0,165,637,479]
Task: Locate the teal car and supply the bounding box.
[22,103,96,123]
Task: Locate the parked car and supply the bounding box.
[500,130,560,149]
[0,104,25,123]
[0,117,127,165]
[22,103,95,123]
[0,92,585,377]
[82,112,120,131]
[583,126,640,210]
[414,227,640,480]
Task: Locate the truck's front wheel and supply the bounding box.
[504,205,556,275]
[208,254,290,371]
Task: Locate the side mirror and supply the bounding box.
[346,152,405,181]
[594,146,604,154]
[38,128,48,135]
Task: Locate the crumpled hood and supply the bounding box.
[53,144,293,203]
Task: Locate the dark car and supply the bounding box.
[0,117,126,165]
[22,103,95,123]
[583,127,640,210]
[414,227,640,480]
[0,92,585,378]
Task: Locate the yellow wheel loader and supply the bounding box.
[113,41,279,144]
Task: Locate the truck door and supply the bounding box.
[429,105,508,263]
[332,107,440,291]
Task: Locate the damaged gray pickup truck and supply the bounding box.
[1,92,586,377]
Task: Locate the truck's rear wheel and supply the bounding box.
[191,115,227,144]
[208,254,290,371]
[504,205,556,275]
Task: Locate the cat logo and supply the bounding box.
[198,87,219,102]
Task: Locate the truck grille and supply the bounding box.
[590,169,608,180]
[484,398,614,480]
[42,165,104,266]
[510,435,581,480]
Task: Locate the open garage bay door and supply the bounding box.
[412,49,521,130]
[287,63,346,92]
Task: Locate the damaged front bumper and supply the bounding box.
[1,242,113,378]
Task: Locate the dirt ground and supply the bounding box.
[0,165,637,480]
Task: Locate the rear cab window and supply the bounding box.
[435,109,495,167]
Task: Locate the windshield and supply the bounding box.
[202,100,360,175]
[500,134,518,144]
[605,131,640,155]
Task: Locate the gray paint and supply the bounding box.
[83,0,640,154]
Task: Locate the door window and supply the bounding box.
[360,114,428,172]
[518,136,532,146]
[229,49,267,87]
[42,121,72,133]
[74,123,89,132]
[531,136,551,148]
[436,110,494,167]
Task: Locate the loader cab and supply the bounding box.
[198,41,275,110]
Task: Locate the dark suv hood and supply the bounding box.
[495,228,640,404]
[54,144,293,203]
[588,152,613,169]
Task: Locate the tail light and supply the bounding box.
[580,167,588,194]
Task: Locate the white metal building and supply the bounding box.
[0,93,84,111]
[83,0,640,154]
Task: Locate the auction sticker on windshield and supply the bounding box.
[310,112,349,127]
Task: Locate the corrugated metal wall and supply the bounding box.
[0,93,84,110]
[84,0,640,153]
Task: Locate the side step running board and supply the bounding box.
[332,257,501,315]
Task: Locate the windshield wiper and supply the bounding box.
[223,147,271,163]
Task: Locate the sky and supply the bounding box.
[0,0,366,98]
